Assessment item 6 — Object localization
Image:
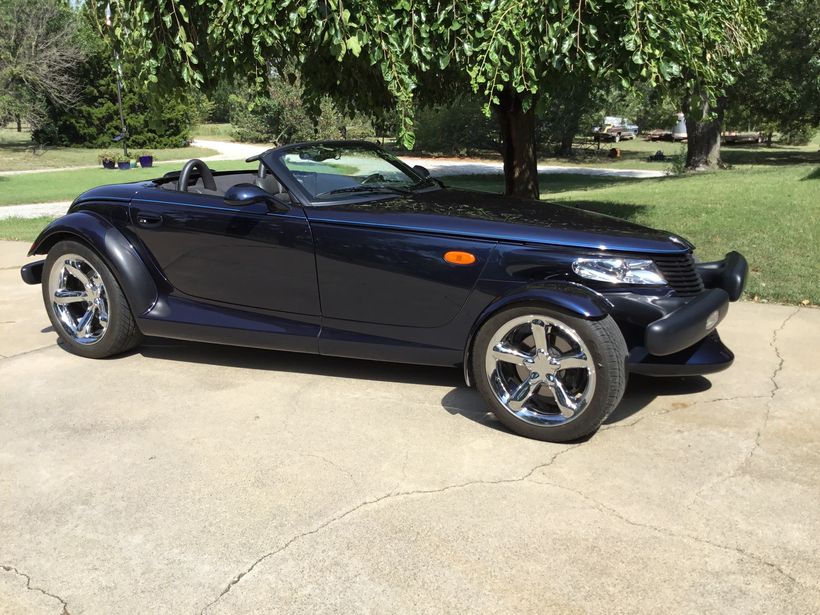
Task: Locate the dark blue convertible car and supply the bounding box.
[21,141,747,442]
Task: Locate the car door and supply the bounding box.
[308,222,492,327]
[128,186,320,316]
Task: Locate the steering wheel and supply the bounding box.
[179,159,217,193]
[361,172,385,185]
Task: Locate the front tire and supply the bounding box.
[472,306,627,442]
[42,240,143,358]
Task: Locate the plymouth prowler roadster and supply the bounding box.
[21,141,747,442]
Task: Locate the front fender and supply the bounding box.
[28,212,158,316]
[462,281,613,385]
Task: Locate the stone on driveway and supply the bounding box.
[0,240,818,614]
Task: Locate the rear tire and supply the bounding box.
[42,240,143,358]
[472,305,627,442]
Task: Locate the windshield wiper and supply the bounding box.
[318,185,412,197]
[409,177,440,190]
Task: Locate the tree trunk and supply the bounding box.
[683,93,725,170]
[555,131,574,157]
[15,115,22,132]
[494,89,539,199]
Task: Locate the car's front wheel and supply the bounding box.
[42,240,143,358]
[472,306,627,442]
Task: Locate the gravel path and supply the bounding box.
[0,202,71,220]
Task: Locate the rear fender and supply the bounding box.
[462,281,613,386]
[28,212,158,315]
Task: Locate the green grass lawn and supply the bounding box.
[0,216,55,242]
[0,127,218,172]
[0,158,255,206]
[443,163,819,304]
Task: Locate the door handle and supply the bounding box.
[136,212,162,228]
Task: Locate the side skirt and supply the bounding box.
[137,295,320,354]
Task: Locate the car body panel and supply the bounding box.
[128,186,320,315]
[304,189,688,254]
[309,221,495,328]
[23,141,746,382]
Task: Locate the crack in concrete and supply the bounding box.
[600,393,771,432]
[0,564,70,614]
[0,343,58,361]
[527,479,803,588]
[767,308,800,400]
[292,451,360,490]
[690,308,801,501]
[198,308,809,611]
[199,442,583,613]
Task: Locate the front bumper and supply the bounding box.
[21,260,44,285]
[609,251,747,377]
[644,288,729,356]
[629,332,734,376]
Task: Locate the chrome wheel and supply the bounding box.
[47,254,109,345]
[484,314,596,427]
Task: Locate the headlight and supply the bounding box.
[572,258,667,285]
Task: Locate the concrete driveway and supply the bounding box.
[1,240,818,614]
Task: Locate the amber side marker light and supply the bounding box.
[444,251,476,265]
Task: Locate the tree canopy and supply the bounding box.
[99,0,765,195]
[726,0,820,145]
[0,0,83,130]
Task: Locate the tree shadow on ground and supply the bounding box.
[556,199,649,222]
[442,172,644,196]
[800,167,820,180]
[539,173,640,194]
[722,146,820,166]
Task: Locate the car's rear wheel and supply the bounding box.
[42,240,143,358]
[472,306,627,442]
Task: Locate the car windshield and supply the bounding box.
[272,143,431,200]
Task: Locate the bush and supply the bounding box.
[229,78,374,144]
[229,90,314,143]
[780,125,817,146]
[32,21,191,149]
[414,97,499,155]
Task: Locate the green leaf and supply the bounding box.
[400,130,416,150]
[346,35,361,57]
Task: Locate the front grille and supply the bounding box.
[653,253,704,296]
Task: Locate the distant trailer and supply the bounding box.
[722,132,763,145]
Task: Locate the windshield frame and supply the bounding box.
[256,140,439,207]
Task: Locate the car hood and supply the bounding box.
[305,188,690,254]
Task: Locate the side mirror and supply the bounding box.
[224,183,287,211]
[412,164,431,179]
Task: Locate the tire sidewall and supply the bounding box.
[42,240,131,359]
[472,305,626,442]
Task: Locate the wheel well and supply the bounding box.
[462,298,603,388]
[33,230,85,256]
